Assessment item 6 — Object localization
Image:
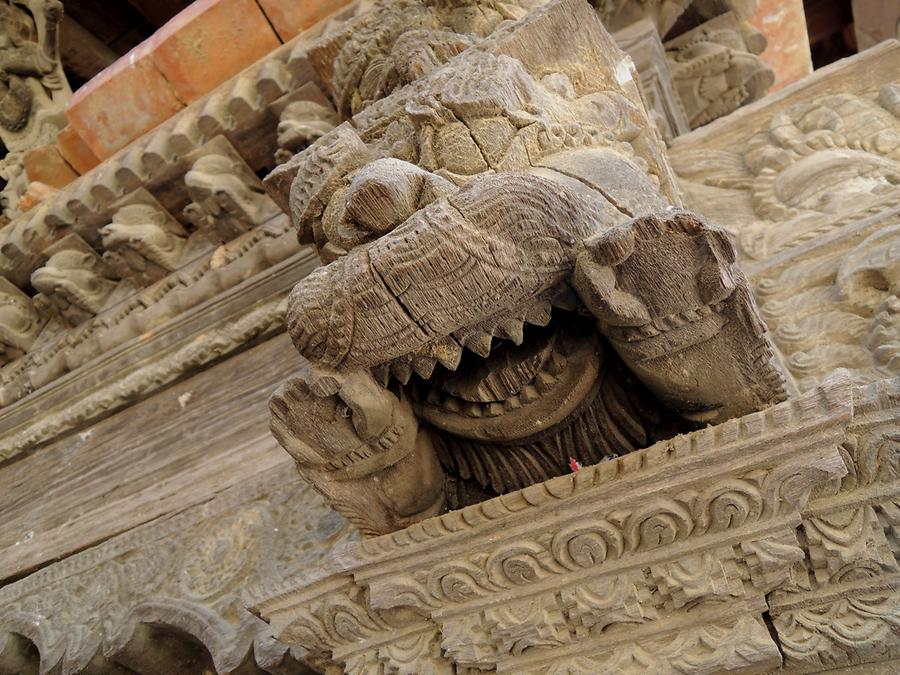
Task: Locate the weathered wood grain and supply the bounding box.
[0,332,302,582]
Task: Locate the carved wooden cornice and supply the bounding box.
[0,3,368,459]
[251,379,881,673]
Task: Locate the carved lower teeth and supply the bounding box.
[520,384,540,403]
[444,396,462,413]
[464,403,483,418]
[485,402,505,417]
[535,371,557,393]
[546,349,566,375]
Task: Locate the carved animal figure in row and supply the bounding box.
[268,3,786,537]
[101,203,188,287]
[30,249,117,325]
[184,154,276,243]
[0,278,40,363]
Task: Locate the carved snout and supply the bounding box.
[286,172,612,370]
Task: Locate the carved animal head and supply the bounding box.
[276,100,341,163]
[291,52,654,253]
[101,204,187,271]
[271,3,785,523]
[30,249,116,316]
[0,281,39,361]
[184,154,267,213]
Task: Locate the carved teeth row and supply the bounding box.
[370,298,557,388]
[453,297,555,360]
[429,353,564,418]
[459,330,493,358]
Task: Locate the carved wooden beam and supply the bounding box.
[669,40,900,264]
[0,461,352,674]
[252,379,867,673]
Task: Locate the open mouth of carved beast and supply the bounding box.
[394,304,689,507]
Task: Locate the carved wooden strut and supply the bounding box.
[266,0,787,536]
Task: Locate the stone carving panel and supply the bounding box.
[0,0,71,221]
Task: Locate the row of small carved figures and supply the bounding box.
[0,28,350,396]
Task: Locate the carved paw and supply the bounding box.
[270,363,399,470]
[270,362,446,535]
[573,209,785,423]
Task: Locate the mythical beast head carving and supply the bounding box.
[268,0,786,536]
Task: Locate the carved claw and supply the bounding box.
[573,209,786,423]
